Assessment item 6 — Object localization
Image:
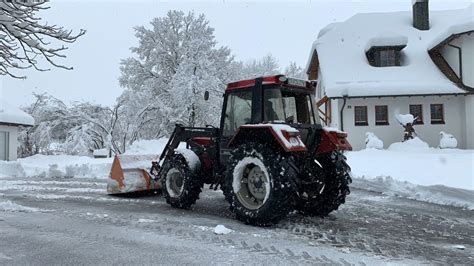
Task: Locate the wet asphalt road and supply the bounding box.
[0,177,472,265]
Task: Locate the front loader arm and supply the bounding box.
[158,123,219,165]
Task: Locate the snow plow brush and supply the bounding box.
[107,154,161,195]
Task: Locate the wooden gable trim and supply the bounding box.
[307,50,319,80]
[429,30,474,92]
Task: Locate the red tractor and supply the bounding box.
[151,75,352,226]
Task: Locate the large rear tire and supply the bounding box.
[160,153,203,209]
[297,152,351,216]
[222,143,297,226]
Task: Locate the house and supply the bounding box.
[0,100,35,161]
[306,1,473,150]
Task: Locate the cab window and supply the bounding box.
[223,90,252,136]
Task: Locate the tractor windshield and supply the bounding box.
[263,87,316,125]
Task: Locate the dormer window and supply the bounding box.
[366,46,405,67]
[365,33,408,67]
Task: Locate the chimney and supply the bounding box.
[413,0,429,30]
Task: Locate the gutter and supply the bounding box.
[340,96,347,132]
[329,92,468,100]
[448,43,463,82]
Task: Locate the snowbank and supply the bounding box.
[365,132,383,149]
[352,177,474,210]
[124,139,169,155]
[439,132,458,149]
[0,154,112,179]
[347,147,474,209]
[388,137,429,151]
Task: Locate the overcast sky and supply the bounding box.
[0,0,471,107]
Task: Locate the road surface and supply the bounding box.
[0,177,472,265]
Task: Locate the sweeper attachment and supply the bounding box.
[107,154,161,194]
[108,75,353,227]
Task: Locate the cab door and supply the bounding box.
[219,89,253,164]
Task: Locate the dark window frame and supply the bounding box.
[409,104,424,125]
[366,46,405,67]
[354,106,368,126]
[375,105,389,125]
[430,104,445,124]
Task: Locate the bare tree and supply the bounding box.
[0,0,85,78]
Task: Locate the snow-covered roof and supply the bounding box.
[307,5,473,98]
[0,100,35,126]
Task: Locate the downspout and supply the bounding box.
[340,96,347,132]
[448,43,463,82]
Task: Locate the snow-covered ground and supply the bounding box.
[347,138,473,210]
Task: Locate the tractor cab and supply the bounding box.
[220,75,325,159]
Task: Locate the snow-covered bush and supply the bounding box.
[365,132,383,149]
[439,131,458,149]
[395,113,415,126]
[388,137,429,151]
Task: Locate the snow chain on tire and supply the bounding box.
[160,153,203,209]
[297,151,352,216]
[222,143,298,226]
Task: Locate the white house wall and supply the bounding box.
[441,32,474,88]
[337,96,466,150]
[0,125,19,161]
[465,95,474,149]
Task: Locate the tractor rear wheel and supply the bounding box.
[223,143,297,226]
[161,153,203,209]
[297,152,351,216]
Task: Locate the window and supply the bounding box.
[354,106,368,126]
[379,50,396,67]
[409,104,423,124]
[263,88,315,124]
[366,47,404,67]
[0,131,9,161]
[223,90,252,136]
[375,106,389,125]
[430,104,445,124]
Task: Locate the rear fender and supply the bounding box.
[228,124,307,153]
[316,129,352,155]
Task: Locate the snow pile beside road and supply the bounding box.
[388,137,429,151]
[352,177,474,210]
[347,148,474,209]
[0,155,112,179]
[124,138,169,155]
[0,200,41,213]
[0,138,172,179]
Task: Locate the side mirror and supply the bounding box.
[204,91,209,101]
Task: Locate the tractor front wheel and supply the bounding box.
[161,153,203,209]
[223,143,297,226]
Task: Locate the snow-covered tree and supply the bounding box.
[236,54,280,80]
[284,61,306,79]
[119,11,235,136]
[18,93,69,156]
[0,0,85,78]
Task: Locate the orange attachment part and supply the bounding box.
[107,154,161,194]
